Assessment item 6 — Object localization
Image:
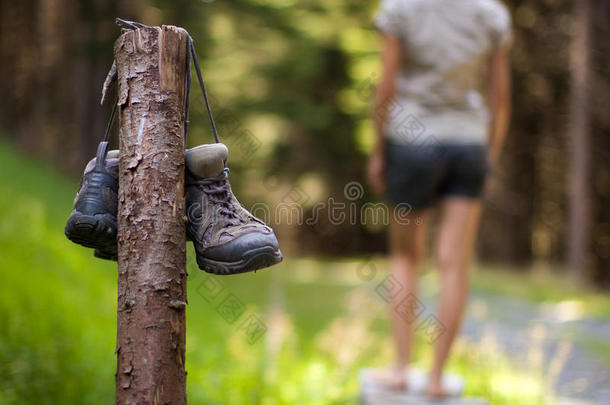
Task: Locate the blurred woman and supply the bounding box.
[367,0,512,397]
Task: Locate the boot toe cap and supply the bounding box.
[203,230,280,263]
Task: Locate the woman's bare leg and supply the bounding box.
[387,210,430,381]
[427,198,482,396]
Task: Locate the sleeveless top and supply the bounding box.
[374,0,512,145]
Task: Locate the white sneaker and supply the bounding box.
[407,368,465,396]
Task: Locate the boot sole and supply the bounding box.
[196,246,283,275]
[65,211,117,261]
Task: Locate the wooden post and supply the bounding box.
[114,25,188,404]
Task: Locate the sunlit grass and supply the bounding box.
[0,139,575,404]
[470,265,610,320]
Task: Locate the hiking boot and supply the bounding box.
[65,141,119,260]
[185,143,282,275]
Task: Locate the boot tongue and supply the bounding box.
[186,143,228,178]
[84,149,119,174]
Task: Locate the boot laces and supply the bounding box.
[191,169,244,226]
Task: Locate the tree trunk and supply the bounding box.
[114,25,188,404]
[567,0,592,282]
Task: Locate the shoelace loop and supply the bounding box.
[188,169,244,226]
[113,19,220,148]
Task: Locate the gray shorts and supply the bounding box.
[385,142,489,209]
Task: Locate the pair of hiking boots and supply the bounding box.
[65,141,282,275]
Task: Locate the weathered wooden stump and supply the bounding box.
[114,24,189,405]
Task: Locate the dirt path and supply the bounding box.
[455,292,610,404]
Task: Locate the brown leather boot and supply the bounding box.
[185,143,282,275]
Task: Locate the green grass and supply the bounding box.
[0,141,117,404]
[0,138,571,404]
[469,265,610,320]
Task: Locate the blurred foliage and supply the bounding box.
[1,139,583,404]
[0,0,608,280]
[0,1,609,402]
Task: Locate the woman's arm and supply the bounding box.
[487,46,511,165]
[368,33,403,194]
[373,33,403,153]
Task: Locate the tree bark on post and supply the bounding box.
[114,25,188,404]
